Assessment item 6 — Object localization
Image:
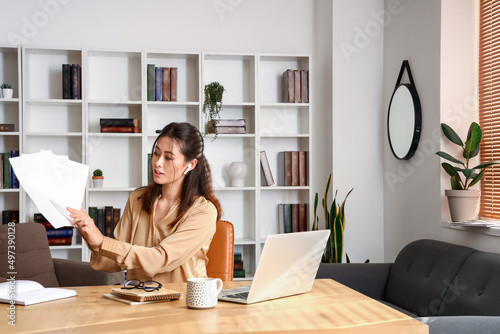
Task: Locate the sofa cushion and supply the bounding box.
[384,239,476,317]
[417,316,500,334]
[439,251,500,316]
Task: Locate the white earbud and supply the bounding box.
[184,163,192,175]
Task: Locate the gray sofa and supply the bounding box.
[316,239,500,334]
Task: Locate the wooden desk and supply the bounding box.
[2,279,427,333]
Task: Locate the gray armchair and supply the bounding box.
[0,222,123,287]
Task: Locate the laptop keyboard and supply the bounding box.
[223,291,249,300]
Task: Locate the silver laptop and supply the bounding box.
[218,230,330,304]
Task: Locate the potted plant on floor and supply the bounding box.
[92,169,103,188]
[1,83,13,99]
[312,174,355,263]
[436,122,500,222]
[203,81,225,140]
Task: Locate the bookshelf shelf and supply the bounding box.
[6,45,311,275]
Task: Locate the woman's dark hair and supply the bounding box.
[140,122,222,224]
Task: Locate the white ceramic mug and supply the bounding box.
[186,277,223,309]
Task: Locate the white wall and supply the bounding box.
[383,0,500,261]
[0,0,313,54]
[332,0,385,263]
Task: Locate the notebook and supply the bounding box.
[106,287,182,304]
[218,230,330,304]
[0,280,76,306]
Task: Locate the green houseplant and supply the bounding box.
[436,122,500,221]
[203,82,225,139]
[312,174,354,263]
[92,169,103,188]
[1,83,13,99]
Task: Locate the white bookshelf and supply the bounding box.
[10,46,312,276]
[0,46,22,236]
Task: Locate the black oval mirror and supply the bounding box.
[387,61,421,160]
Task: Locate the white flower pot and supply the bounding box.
[92,177,103,188]
[445,189,480,222]
[1,88,13,99]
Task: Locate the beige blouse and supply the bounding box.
[89,188,217,284]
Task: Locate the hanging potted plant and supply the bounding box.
[436,122,500,222]
[92,169,104,188]
[1,83,13,99]
[203,81,225,140]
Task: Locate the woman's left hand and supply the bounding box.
[67,206,104,249]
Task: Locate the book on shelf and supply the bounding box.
[301,70,309,103]
[208,119,246,127]
[89,206,121,238]
[34,213,76,245]
[62,64,81,100]
[282,69,309,103]
[278,151,308,186]
[105,287,181,305]
[2,210,19,225]
[294,70,301,103]
[208,125,246,134]
[147,64,155,101]
[278,203,308,233]
[71,64,81,99]
[148,65,177,102]
[100,126,140,133]
[0,280,76,306]
[1,150,19,189]
[162,67,170,101]
[99,118,140,133]
[155,67,163,101]
[282,69,294,103]
[62,64,71,99]
[147,154,153,184]
[233,252,245,278]
[260,151,275,186]
[0,124,15,132]
[170,67,178,102]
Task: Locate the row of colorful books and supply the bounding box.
[260,150,309,187]
[34,213,76,246]
[207,119,246,134]
[233,252,245,278]
[88,206,121,238]
[282,69,309,103]
[147,65,178,102]
[62,64,81,100]
[2,210,19,225]
[0,151,19,189]
[278,203,308,234]
[100,118,140,133]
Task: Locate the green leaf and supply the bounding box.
[346,253,351,263]
[468,145,480,159]
[441,123,464,146]
[451,175,463,190]
[464,122,481,155]
[312,193,318,231]
[333,213,343,263]
[442,163,461,178]
[436,151,463,165]
[472,161,500,169]
[468,169,485,188]
[462,168,475,179]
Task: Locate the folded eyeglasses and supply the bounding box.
[121,279,162,292]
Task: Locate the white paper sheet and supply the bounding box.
[9,150,89,229]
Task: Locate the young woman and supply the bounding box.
[67,122,222,284]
